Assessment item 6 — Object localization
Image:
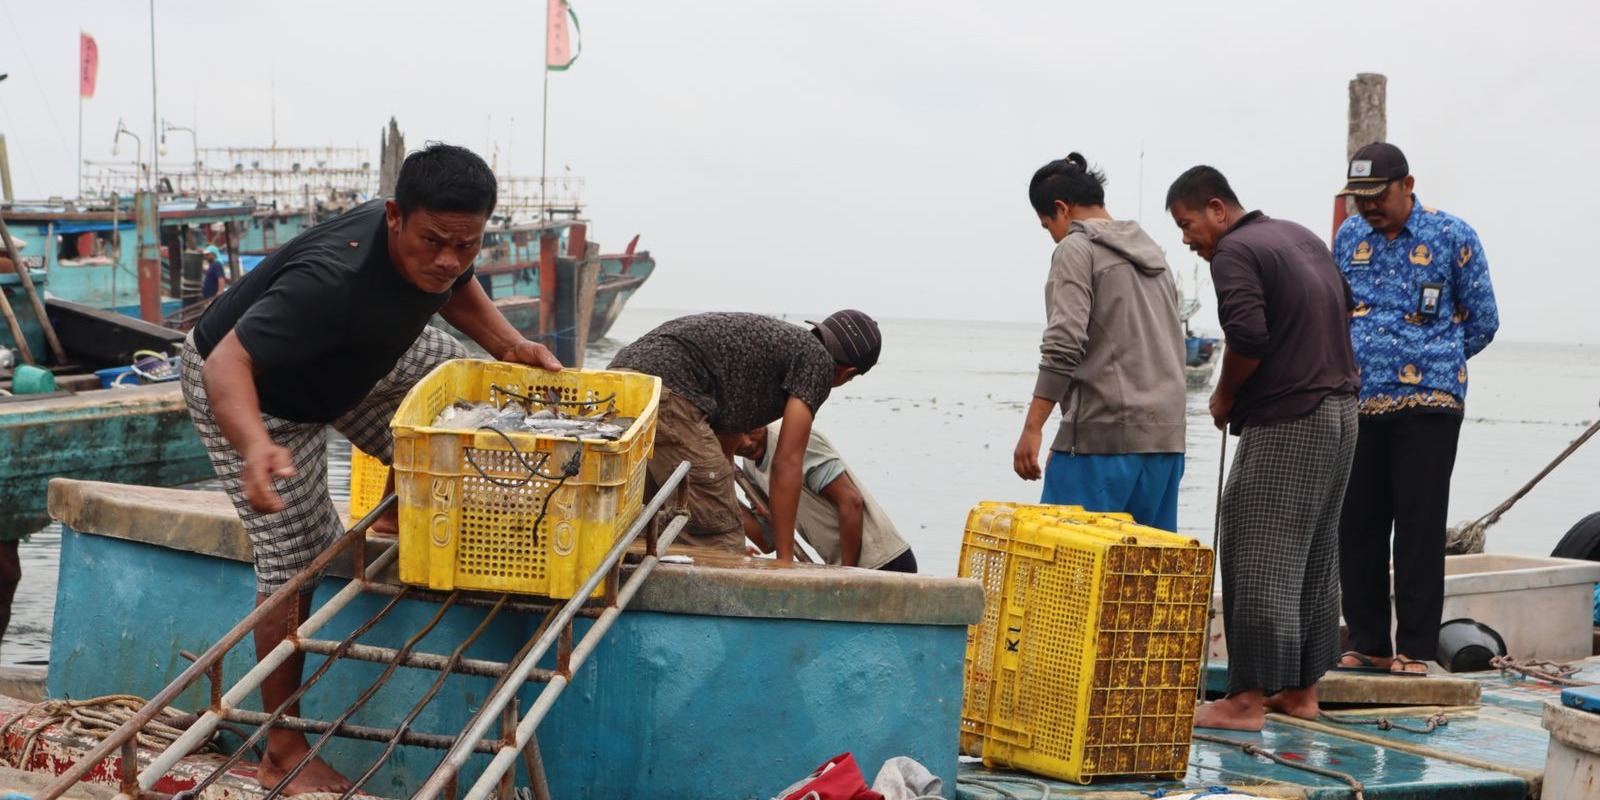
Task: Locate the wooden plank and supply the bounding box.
[0,211,66,363]
[1316,668,1482,707]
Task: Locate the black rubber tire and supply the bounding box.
[1551,511,1600,560]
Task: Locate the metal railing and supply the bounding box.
[36,460,692,800]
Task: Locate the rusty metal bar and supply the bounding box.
[338,596,527,800]
[180,586,414,799]
[120,543,402,800]
[221,710,500,754]
[521,735,552,800]
[413,461,691,800]
[360,582,604,618]
[119,738,139,799]
[47,494,397,800]
[261,593,463,800]
[296,639,536,681]
[462,511,689,800]
[496,703,517,800]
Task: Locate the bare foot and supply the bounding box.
[1264,686,1319,720]
[1193,692,1266,732]
[256,750,356,796]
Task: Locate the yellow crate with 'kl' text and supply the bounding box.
[390,359,659,600]
[959,502,1214,784]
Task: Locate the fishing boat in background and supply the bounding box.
[1178,267,1219,391]
[1,195,258,326]
[594,236,655,340]
[67,121,657,364]
[0,258,208,537]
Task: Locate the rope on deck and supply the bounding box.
[956,775,1053,800]
[1192,732,1365,800]
[0,694,214,769]
[1316,711,1448,735]
[1491,655,1592,686]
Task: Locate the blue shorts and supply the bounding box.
[1041,452,1184,532]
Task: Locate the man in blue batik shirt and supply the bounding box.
[1332,142,1498,677]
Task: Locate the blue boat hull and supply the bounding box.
[0,386,209,537]
[45,480,979,798]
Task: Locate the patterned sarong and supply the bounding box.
[180,327,465,593]
[1220,393,1358,695]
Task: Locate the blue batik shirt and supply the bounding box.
[1334,196,1498,416]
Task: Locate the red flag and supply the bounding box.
[79,32,98,99]
[546,0,581,71]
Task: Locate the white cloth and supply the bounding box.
[870,756,942,800]
[739,425,910,569]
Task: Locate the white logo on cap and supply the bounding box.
[1349,160,1373,178]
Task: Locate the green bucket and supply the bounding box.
[12,364,57,395]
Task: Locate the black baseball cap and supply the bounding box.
[808,309,882,374]
[1338,142,1409,197]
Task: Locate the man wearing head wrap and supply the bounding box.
[609,310,882,562]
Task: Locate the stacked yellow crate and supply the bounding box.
[959,502,1214,783]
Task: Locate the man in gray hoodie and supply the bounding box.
[1013,153,1187,531]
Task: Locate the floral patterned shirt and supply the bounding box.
[1334,196,1498,416]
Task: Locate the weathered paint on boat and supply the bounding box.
[0,385,208,536]
[44,479,981,799]
[590,250,654,341]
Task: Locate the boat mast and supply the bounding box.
[149,0,158,193]
[540,11,551,220]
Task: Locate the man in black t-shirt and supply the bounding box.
[180,144,561,795]
[608,310,882,563]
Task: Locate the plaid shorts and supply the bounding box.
[180,327,466,593]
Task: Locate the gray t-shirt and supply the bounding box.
[608,312,835,434]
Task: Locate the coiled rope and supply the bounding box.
[0,695,212,769]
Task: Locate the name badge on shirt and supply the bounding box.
[1351,240,1373,265]
[1418,282,1444,318]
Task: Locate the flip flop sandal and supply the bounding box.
[1390,655,1430,677]
[1334,650,1392,674]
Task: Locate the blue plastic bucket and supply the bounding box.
[95,366,139,389]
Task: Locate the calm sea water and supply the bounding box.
[9,308,1599,666]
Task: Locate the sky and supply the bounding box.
[1,0,1596,343]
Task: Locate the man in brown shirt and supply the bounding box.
[1166,165,1360,731]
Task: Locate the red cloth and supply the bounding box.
[775,753,884,800]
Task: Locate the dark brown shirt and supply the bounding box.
[607,312,835,434]
[1211,211,1360,430]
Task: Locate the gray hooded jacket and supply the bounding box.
[1034,219,1186,454]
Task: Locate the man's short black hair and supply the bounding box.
[1165,165,1241,211]
[1028,152,1107,216]
[394,142,498,219]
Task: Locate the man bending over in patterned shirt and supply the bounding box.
[608,311,881,562]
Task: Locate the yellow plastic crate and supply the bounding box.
[959,502,1214,784]
[390,359,660,599]
[347,447,389,523]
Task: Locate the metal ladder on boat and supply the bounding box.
[32,461,694,800]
